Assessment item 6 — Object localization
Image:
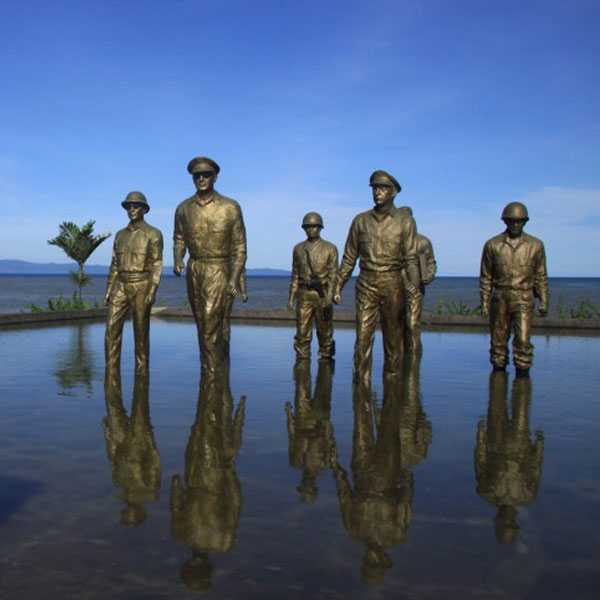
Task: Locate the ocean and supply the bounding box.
[1,274,599,316]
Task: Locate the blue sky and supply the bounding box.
[1,0,599,275]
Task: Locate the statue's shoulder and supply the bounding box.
[523,232,544,248]
[175,195,196,214]
[321,238,338,253]
[396,205,414,217]
[114,226,128,241]
[485,233,505,248]
[293,240,307,253]
[142,222,163,240]
[215,192,241,212]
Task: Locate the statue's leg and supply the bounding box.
[315,298,334,359]
[354,278,379,381]
[380,276,405,374]
[294,290,315,359]
[199,263,229,375]
[131,280,152,374]
[490,292,509,369]
[512,293,534,370]
[105,281,129,372]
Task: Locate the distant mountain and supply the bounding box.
[0,260,290,276]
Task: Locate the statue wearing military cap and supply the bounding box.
[105,191,164,373]
[288,212,338,359]
[173,156,247,373]
[334,170,421,381]
[480,201,549,376]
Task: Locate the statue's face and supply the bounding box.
[372,184,396,208]
[125,203,146,222]
[504,218,526,238]
[193,170,217,194]
[303,225,321,240]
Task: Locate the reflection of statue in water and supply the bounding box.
[285,359,336,503]
[475,371,544,544]
[397,353,432,471]
[331,366,425,585]
[170,365,246,593]
[102,369,161,527]
[55,324,94,396]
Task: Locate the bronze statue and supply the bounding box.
[288,212,338,359]
[170,364,245,592]
[475,371,544,544]
[404,231,437,353]
[102,368,161,527]
[330,372,415,585]
[285,358,336,503]
[105,192,163,373]
[173,157,247,374]
[334,171,421,382]
[480,202,549,376]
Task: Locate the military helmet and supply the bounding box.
[122,191,150,212]
[302,212,324,228]
[501,202,529,221]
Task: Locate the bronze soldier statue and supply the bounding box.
[334,171,420,381]
[405,230,437,353]
[475,371,544,544]
[105,192,163,373]
[285,358,336,503]
[330,373,414,585]
[170,364,245,592]
[480,202,549,376]
[173,157,247,374]
[102,369,161,527]
[288,212,338,359]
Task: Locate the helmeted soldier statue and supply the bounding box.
[475,371,544,544]
[334,171,421,381]
[480,202,549,376]
[405,229,437,353]
[288,212,338,359]
[173,157,247,374]
[285,358,336,503]
[102,369,161,527]
[105,192,163,373]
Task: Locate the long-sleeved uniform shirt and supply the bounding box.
[479,232,549,309]
[173,191,247,282]
[288,238,338,302]
[337,206,418,290]
[106,220,163,293]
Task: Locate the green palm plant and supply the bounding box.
[48,220,111,301]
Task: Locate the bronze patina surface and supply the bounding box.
[285,358,336,503]
[105,192,163,373]
[103,368,161,528]
[330,353,429,585]
[334,170,420,381]
[475,371,544,544]
[405,231,437,353]
[288,212,338,359]
[480,202,549,374]
[170,362,245,592]
[173,157,247,373]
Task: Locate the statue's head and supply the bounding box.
[188,156,220,195]
[369,170,401,210]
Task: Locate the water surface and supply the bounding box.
[0,320,598,599]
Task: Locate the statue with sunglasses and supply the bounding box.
[173,156,247,373]
[105,191,164,372]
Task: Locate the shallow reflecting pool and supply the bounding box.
[0,320,599,599]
